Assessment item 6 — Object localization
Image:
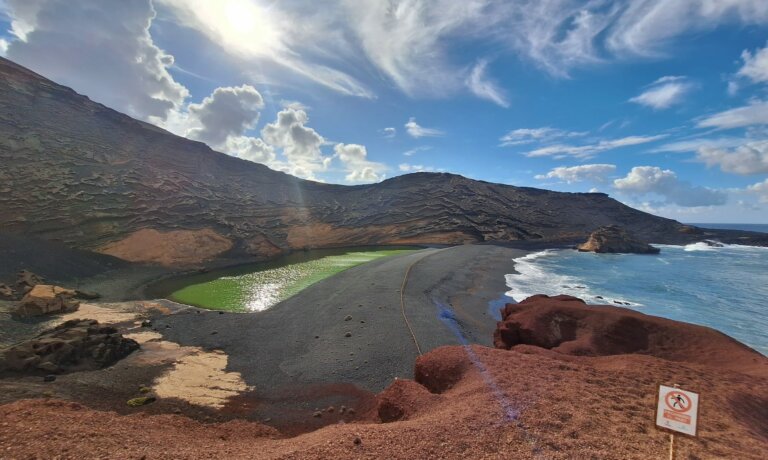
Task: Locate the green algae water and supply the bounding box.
[162,247,419,312]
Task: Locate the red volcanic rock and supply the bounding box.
[414,345,472,394]
[494,294,767,376]
[376,378,441,423]
[578,225,660,254]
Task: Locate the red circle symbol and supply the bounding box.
[665,391,692,413]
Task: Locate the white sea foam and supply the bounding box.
[683,242,717,252]
[505,250,640,306]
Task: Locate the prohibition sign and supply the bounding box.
[664,391,692,413]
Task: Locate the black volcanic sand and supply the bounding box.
[152,244,525,432]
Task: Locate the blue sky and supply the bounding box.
[1,1,768,223]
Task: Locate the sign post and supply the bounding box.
[656,384,699,459]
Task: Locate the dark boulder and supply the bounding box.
[577,225,660,254]
[0,319,139,375]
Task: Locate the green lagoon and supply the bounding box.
[158,247,419,312]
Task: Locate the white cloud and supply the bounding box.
[629,76,694,109]
[653,136,747,153]
[0,38,8,55]
[403,146,431,157]
[398,163,440,173]
[185,85,264,146]
[747,178,768,203]
[261,107,331,180]
[466,60,509,108]
[382,127,397,138]
[4,0,189,121]
[334,143,386,183]
[223,136,277,164]
[697,100,768,129]
[697,141,768,175]
[405,117,444,138]
[613,166,727,207]
[737,41,768,84]
[159,0,373,98]
[535,164,616,183]
[525,135,667,158]
[499,127,586,146]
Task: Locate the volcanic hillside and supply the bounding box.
[0,57,762,266]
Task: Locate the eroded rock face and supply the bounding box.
[16,269,44,295]
[13,284,80,317]
[0,319,139,374]
[493,294,767,374]
[577,225,660,254]
[5,57,759,269]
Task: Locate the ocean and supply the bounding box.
[687,223,768,233]
[504,243,768,355]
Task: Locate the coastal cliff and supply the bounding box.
[2,57,765,268]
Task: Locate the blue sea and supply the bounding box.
[504,243,768,355]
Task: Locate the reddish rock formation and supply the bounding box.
[577,225,660,254]
[0,319,139,375]
[376,378,441,422]
[13,284,80,317]
[493,294,767,377]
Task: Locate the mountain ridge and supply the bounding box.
[1,56,765,267]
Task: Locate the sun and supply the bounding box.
[224,0,257,35]
[216,0,279,54]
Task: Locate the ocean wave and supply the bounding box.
[683,242,717,252]
[505,250,640,307]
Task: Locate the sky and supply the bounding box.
[1,1,768,223]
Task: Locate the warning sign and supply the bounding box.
[656,385,699,436]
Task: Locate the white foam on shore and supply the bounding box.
[504,249,640,306]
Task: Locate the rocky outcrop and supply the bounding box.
[0,319,139,375]
[3,57,765,269]
[13,284,80,316]
[15,269,44,295]
[376,378,441,422]
[577,225,660,254]
[493,294,767,376]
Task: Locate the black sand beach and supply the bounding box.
[149,244,526,427]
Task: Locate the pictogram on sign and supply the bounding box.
[656,385,699,437]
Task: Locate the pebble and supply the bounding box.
[313,411,322,418]
[353,436,362,445]
[43,374,56,382]
[211,331,218,335]
[344,315,352,321]
[344,332,352,337]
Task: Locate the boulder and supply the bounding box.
[13,284,80,317]
[0,319,139,375]
[0,283,15,300]
[15,270,44,295]
[577,225,660,254]
[493,294,767,374]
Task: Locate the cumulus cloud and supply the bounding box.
[629,76,694,110]
[613,166,727,207]
[696,141,768,175]
[334,143,387,183]
[186,85,264,146]
[4,0,188,121]
[261,107,332,180]
[405,117,444,138]
[737,41,768,84]
[535,164,616,183]
[466,60,509,108]
[697,100,768,129]
[747,178,768,203]
[525,135,667,159]
[499,127,586,147]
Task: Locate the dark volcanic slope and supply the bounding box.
[0,57,763,266]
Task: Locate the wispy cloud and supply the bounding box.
[403,146,432,157]
[499,127,586,146]
[524,134,667,159]
[405,117,444,138]
[466,59,509,108]
[629,76,694,110]
[697,100,768,130]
